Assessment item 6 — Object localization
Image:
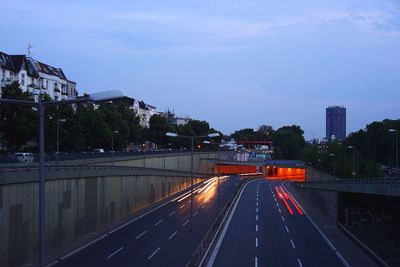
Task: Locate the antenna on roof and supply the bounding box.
[27,43,33,57]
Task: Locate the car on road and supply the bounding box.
[14,152,34,163]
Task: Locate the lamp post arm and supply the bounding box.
[0,98,39,107]
[41,97,91,107]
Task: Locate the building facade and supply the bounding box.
[132,99,157,128]
[326,106,346,140]
[158,110,190,126]
[0,51,77,101]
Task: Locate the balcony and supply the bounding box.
[27,83,40,93]
[1,78,12,88]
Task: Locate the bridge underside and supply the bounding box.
[217,164,305,181]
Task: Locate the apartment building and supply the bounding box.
[0,51,77,101]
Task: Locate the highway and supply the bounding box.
[210,179,345,267]
[54,175,242,267]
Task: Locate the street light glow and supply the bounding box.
[165,132,178,137]
[207,132,220,138]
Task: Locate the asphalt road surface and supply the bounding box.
[211,179,345,267]
[55,175,242,267]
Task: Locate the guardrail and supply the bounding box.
[0,164,144,173]
[304,177,400,185]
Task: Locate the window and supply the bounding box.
[21,73,25,86]
[46,80,48,89]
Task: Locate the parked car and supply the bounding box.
[14,152,34,163]
[93,148,105,153]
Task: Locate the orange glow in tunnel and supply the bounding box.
[216,164,305,181]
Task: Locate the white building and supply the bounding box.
[158,110,191,126]
[0,51,77,101]
[132,99,157,128]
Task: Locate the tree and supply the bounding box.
[0,82,37,151]
[146,114,173,146]
[231,128,257,141]
[256,125,274,140]
[273,125,305,159]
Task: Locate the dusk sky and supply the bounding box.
[1,0,399,139]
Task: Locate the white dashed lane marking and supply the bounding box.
[136,231,147,239]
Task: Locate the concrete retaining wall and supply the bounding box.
[0,151,219,267]
[294,184,339,222]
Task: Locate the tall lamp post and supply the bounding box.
[203,140,221,213]
[389,129,398,177]
[56,118,66,165]
[0,89,126,267]
[330,153,336,177]
[165,132,220,259]
[348,146,356,177]
[111,130,119,166]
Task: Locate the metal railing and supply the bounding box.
[303,177,400,185]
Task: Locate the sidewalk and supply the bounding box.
[284,181,380,267]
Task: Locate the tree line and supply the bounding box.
[232,118,399,178]
[0,82,221,153]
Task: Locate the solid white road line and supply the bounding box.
[206,179,258,267]
[290,239,296,249]
[297,258,303,267]
[168,231,178,240]
[183,220,190,226]
[154,219,163,226]
[279,208,281,213]
[148,247,161,260]
[46,260,59,267]
[106,247,124,259]
[281,181,351,267]
[285,226,289,233]
[256,225,258,232]
[282,216,285,222]
[169,211,175,216]
[255,257,258,267]
[193,211,199,217]
[59,234,108,260]
[136,230,147,239]
[179,204,185,209]
[256,237,258,247]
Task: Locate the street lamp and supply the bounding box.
[165,131,220,258]
[56,118,66,165]
[329,153,336,177]
[389,129,398,177]
[348,146,356,177]
[0,89,126,267]
[111,130,119,166]
[203,140,221,213]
